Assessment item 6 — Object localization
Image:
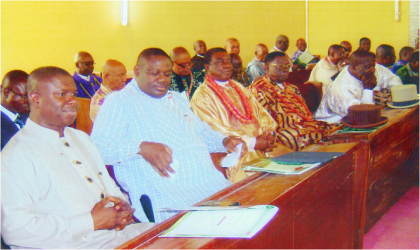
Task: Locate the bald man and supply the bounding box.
[191,40,207,73]
[308,45,346,93]
[291,38,307,61]
[90,59,127,122]
[391,46,414,74]
[271,35,301,71]
[376,44,396,68]
[315,50,402,123]
[1,70,30,150]
[169,47,201,100]
[247,44,268,82]
[73,51,102,98]
[340,41,352,65]
[225,38,240,55]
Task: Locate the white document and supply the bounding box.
[167,159,179,181]
[221,143,243,168]
[160,205,278,238]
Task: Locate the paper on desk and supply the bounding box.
[160,205,278,238]
[294,51,315,65]
[221,143,243,168]
[158,206,251,212]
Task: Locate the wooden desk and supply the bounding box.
[331,106,419,247]
[117,143,360,249]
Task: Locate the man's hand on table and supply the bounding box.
[255,131,276,153]
[223,136,248,158]
[91,196,135,231]
[138,141,174,178]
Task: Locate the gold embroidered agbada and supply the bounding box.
[249,76,333,151]
[190,78,284,183]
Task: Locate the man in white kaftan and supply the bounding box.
[91,48,242,223]
[1,67,153,249]
[314,51,402,124]
[308,45,346,93]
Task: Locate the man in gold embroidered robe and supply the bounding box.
[191,48,292,183]
[249,52,332,151]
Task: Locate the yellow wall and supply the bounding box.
[1,1,306,78]
[308,0,410,57]
[1,1,412,79]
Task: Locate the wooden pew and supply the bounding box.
[74,97,93,135]
[117,143,361,249]
[331,105,419,247]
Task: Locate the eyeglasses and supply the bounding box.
[79,62,95,67]
[174,62,192,69]
[8,88,27,100]
[270,63,292,70]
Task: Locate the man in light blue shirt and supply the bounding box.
[247,44,268,83]
[91,48,245,223]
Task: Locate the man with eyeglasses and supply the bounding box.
[73,51,102,98]
[250,52,333,151]
[1,70,30,150]
[191,48,292,183]
[169,47,201,100]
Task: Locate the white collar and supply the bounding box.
[215,79,229,87]
[77,73,90,81]
[1,105,17,122]
[274,46,285,52]
[197,54,204,58]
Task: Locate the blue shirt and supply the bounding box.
[91,78,231,222]
[391,60,408,74]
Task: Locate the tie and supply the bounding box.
[14,114,25,129]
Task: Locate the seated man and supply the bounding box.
[376,44,397,69]
[1,67,153,249]
[250,52,333,151]
[397,50,419,91]
[308,44,346,93]
[391,46,414,74]
[340,41,352,65]
[231,53,251,87]
[357,37,371,52]
[90,59,127,122]
[271,35,303,71]
[314,50,402,123]
[1,70,30,150]
[91,48,242,223]
[191,48,292,183]
[169,47,201,99]
[247,43,268,83]
[73,51,102,98]
[225,38,240,55]
[191,40,207,73]
[291,38,307,61]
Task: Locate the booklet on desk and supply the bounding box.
[160,205,278,238]
[242,158,321,174]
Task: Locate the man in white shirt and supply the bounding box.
[308,44,346,93]
[376,44,396,69]
[247,43,268,83]
[1,70,30,150]
[1,66,154,249]
[314,50,402,123]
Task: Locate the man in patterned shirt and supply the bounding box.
[73,51,102,98]
[191,40,207,73]
[90,59,127,122]
[250,52,333,151]
[91,48,245,223]
[231,54,251,87]
[169,47,201,100]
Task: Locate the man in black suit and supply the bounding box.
[1,70,30,150]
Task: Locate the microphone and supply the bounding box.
[140,194,155,223]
